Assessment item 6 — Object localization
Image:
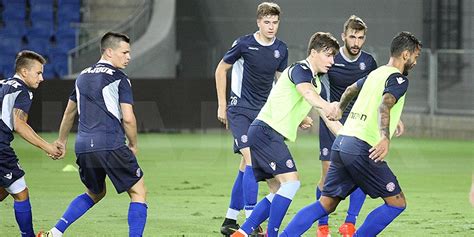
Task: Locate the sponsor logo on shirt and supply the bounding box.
[81,67,115,75]
[274,50,280,59]
[349,112,367,121]
[4,172,12,180]
[248,46,259,50]
[396,77,406,84]
[270,162,276,171]
[334,63,345,67]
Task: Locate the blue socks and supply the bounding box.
[316,186,328,226]
[355,204,405,237]
[128,202,148,237]
[243,166,258,217]
[14,198,34,237]
[346,187,366,224]
[241,193,274,234]
[281,201,328,236]
[228,170,244,216]
[266,181,300,237]
[55,193,95,233]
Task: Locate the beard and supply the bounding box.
[345,44,360,56]
[403,62,415,76]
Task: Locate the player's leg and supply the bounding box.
[354,192,406,237]
[8,177,35,237]
[341,149,405,237]
[0,187,9,201]
[240,147,258,219]
[102,146,147,236]
[127,177,148,237]
[221,108,250,235]
[281,149,353,236]
[237,178,279,236]
[41,153,106,237]
[316,121,333,236]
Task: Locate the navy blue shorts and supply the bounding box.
[0,147,25,188]
[322,135,402,199]
[318,115,347,161]
[227,106,259,154]
[248,120,297,182]
[76,146,143,194]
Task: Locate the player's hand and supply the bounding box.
[327,102,342,121]
[45,143,63,160]
[53,140,67,159]
[395,120,404,137]
[369,137,390,162]
[217,104,228,129]
[299,116,313,129]
[128,144,138,156]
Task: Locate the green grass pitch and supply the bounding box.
[1,132,473,236]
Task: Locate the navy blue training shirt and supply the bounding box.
[0,76,33,149]
[71,60,133,153]
[223,32,288,110]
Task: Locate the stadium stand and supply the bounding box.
[0,0,81,79]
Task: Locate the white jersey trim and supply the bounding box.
[102,80,122,120]
[231,58,244,98]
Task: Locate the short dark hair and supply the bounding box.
[256,2,281,19]
[15,50,46,73]
[307,32,340,56]
[343,15,367,33]
[100,32,130,54]
[390,31,423,57]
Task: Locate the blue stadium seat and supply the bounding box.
[55,27,78,53]
[0,35,22,54]
[28,20,55,38]
[2,4,27,21]
[0,53,16,78]
[57,3,81,23]
[30,3,54,22]
[57,0,81,5]
[29,0,54,4]
[24,37,51,56]
[0,21,27,37]
[42,63,56,79]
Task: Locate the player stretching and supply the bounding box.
[215,2,288,236]
[280,31,422,237]
[231,32,342,237]
[0,50,62,237]
[316,15,378,237]
[37,32,147,237]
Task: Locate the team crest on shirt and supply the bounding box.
[241,135,248,143]
[136,168,142,177]
[274,50,280,59]
[359,62,366,70]
[386,182,395,192]
[285,159,294,168]
[322,148,329,156]
[270,162,276,171]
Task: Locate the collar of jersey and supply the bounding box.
[97,59,114,66]
[253,31,276,46]
[339,47,361,63]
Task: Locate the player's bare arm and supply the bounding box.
[369,92,396,162]
[121,103,138,155]
[395,119,404,137]
[13,108,62,158]
[332,82,362,120]
[215,60,233,128]
[296,82,342,135]
[56,100,78,158]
